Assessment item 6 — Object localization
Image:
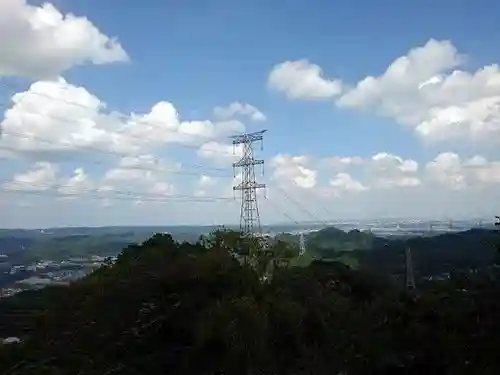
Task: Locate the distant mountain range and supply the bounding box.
[1,221,498,280]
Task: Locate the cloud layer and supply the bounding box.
[269,39,500,143]
[0,1,498,227]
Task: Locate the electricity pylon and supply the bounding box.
[299,232,306,256]
[231,130,267,235]
[405,246,416,290]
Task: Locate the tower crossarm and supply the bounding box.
[233,182,266,191]
[230,130,267,145]
[233,159,264,167]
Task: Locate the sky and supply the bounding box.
[1,0,500,228]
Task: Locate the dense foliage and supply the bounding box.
[1,228,500,374]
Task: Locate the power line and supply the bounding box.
[0,142,232,178]
[2,84,326,231]
[0,83,239,155]
[264,196,300,226]
[1,130,232,174]
[0,187,233,204]
[273,184,328,226]
[0,180,234,202]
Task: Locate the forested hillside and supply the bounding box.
[1,229,500,374]
[282,227,499,278]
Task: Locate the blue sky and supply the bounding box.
[1,0,500,228]
[63,0,500,158]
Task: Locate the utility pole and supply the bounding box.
[405,246,416,290]
[231,130,267,235]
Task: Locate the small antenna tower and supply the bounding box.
[405,246,416,290]
[231,130,267,235]
[299,232,306,256]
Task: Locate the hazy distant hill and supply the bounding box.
[278,226,383,256]
[350,228,499,278]
[0,226,217,262]
[280,226,499,278]
[1,224,498,278]
[307,227,384,252]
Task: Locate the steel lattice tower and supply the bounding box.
[405,246,416,290]
[231,130,267,234]
[299,232,306,256]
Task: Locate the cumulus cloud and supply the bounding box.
[0,0,128,79]
[194,175,218,197]
[336,39,500,143]
[329,173,367,194]
[3,149,500,226]
[270,39,500,144]
[323,156,364,170]
[197,141,243,166]
[268,60,342,100]
[426,152,500,189]
[270,154,317,189]
[211,120,246,137]
[199,175,216,187]
[213,102,266,122]
[2,162,97,202]
[102,155,177,197]
[0,78,123,155]
[3,155,177,203]
[0,78,243,161]
[370,153,421,188]
[3,162,58,191]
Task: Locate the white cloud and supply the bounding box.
[58,167,93,196]
[3,155,177,204]
[0,78,124,155]
[103,155,176,196]
[2,162,95,201]
[3,162,58,191]
[329,172,367,194]
[0,0,128,79]
[197,141,242,166]
[213,102,266,122]
[268,60,342,100]
[2,150,500,227]
[336,39,500,143]
[124,102,219,149]
[426,152,500,189]
[212,120,246,137]
[369,152,421,188]
[372,153,418,173]
[322,153,421,190]
[199,175,216,187]
[324,156,364,170]
[0,78,243,161]
[194,175,218,197]
[270,154,317,189]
